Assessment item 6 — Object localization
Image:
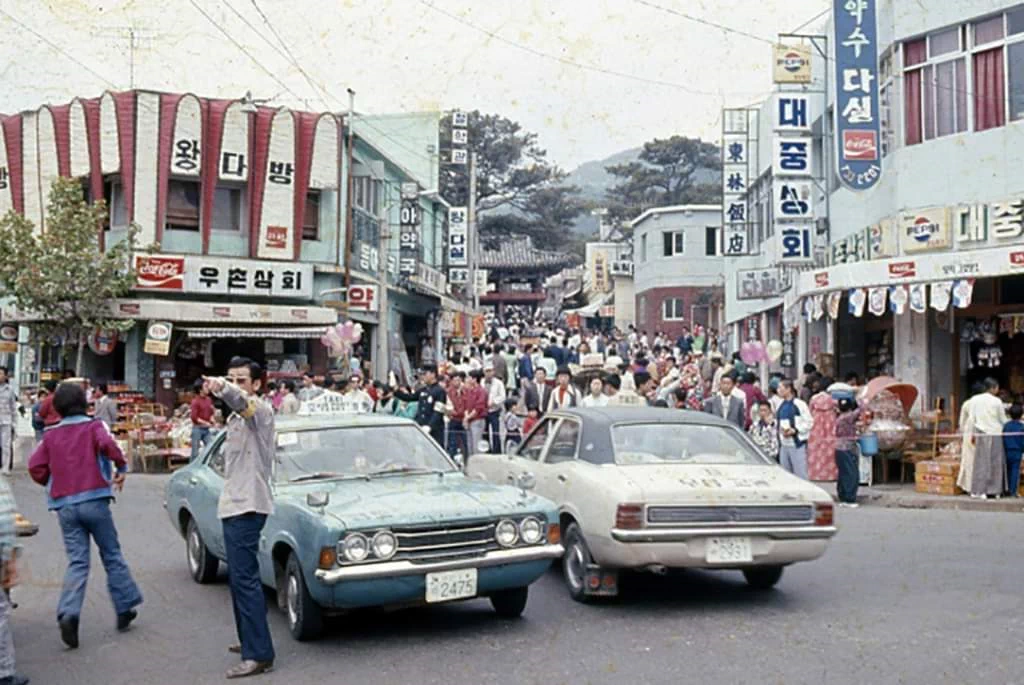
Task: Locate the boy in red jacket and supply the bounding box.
[28,382,142,650]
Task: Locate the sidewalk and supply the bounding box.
[820,482,1024,513]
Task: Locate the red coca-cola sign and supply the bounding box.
[265,226,288,250]
[135,256,185,291]
[888,261,917,278]
[843,130,878,161]
[1011,251,1024,267]
[814,272,829,287]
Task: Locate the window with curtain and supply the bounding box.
[211,186,242,232]
[974,46,1006,131]
[303,191,321,241]
[166,180,200,231]
[903,36,967,143]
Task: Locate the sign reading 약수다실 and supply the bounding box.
[833,0,882,191]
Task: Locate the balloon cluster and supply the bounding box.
[320,321,363,357]
[740,340,768,365]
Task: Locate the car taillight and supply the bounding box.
[814,502,834,526]
[615,503,645,529]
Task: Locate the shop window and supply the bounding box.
[303,191,320,241]
[167,180,200,231]
[974,15,1005,46]
[212,185,243,232]
[1009,43,1024,121]
[929,27,961,57]
[103,178,128,230]
[663,231,685,257]
[639,234,647,262]
[1010,7,1024,36]
[705,226,718,256]
[662,297,685,321]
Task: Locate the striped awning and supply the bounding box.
[183,326,329,339]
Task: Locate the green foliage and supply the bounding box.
[0,177,140,352]
[605,135,722,222]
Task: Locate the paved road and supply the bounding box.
[4,473,1020,685]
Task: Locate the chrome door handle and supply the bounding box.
[557,474,567,483]
[188,477,199,485]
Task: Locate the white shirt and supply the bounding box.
[971,392,1008,435]
[485,377,506,412]
[581,394,609,408]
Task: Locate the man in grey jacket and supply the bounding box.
[203,357,275,679]
[0,368,16,475]
[93,384,118,429]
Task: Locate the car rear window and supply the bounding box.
[610,423,769,466]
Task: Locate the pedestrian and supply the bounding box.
[956,382,985,494]
[1003,404,1024,497]
[834,397,866,507]
[581,377,608,408]
[31,389,47,444]
[92,384,118,429]
[748,401,780,461]
[807,378,839,482]
[395,364,447,447]
[501,397,523,451]
[776,379,814,479]
[445,372,468,462]
[737,372,767,430]
[0,369,15,475]
[463,370,489,456]
[967,377,1008,499]
[703,372,746,428]
[522,403,540,436]
[522,368,552,417]
[201,358,276,678]
[264,382,282,413]
[483,363,506,454]
[278,381,300,415]
[297,372,322,403]
[546,367,579,411]
[190,380,215,462]
[27,381,142,650]
[0,473,28,685]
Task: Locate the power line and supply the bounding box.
[790,7,831,34]
[247,0,333,111]
[418,0,759,97]
[0,8,118,89]
[630,0,777,46]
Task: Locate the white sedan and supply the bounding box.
[468,407,837,601]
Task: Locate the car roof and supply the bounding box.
[273,413,418,432]
[547,406,736,429]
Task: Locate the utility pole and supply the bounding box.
[375,184,391,382]
[342,89,356,318]
[468,151,478,311]
[94,26,157,88]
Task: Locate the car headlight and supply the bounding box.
[371,531,397,560]
[495,519,519,547]
[342,533,369,562]
[519,517,543,545]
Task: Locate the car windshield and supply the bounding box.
[274,425,457,482]
[611,423,769,466]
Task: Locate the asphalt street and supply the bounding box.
[4,472,1021,685]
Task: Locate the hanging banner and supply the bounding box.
[868,286,887,316]
[833,0,882,191]
[909,283,927,313]
[848,288,866,317]
[888,285,908,314]
[812,294,825,320]
[952,278,975,309]
[143,320,173,356]
[930,282,952,311]
[826,290,842,319]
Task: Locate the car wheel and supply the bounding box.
[186,518,218,584]
[562,523,595,603]
[743,565,784,590]
[490,586,529,618]
[285,554,324,641]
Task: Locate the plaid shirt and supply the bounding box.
[0,478,18,563]
[748,419,780,459]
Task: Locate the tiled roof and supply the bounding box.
[479,235,577,270]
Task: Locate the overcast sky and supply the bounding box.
[1,0,828,168]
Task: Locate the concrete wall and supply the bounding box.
[634,285,724,339]
[613,277,635,332]
[633,208,724,293]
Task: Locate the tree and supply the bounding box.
[605,136,722,222]
[0,177,141,374]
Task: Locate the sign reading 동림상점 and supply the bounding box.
[773,43,812,83]
[833,0,882,191]
[143,320,173,356]
[133,255,313,299]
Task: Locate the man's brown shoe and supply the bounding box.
[225,660,273,679]
[228,644,241,654]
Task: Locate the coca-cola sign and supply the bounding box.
[888,261,917,279]
[1010,251,1024,268]
[842,131,878,161]
[135,256,185,291]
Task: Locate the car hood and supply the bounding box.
[615,464,831,504]
[276,473,553,530]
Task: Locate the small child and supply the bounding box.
[522,403,540,436]
[502,397,523,451]
[1003,404,1024,497]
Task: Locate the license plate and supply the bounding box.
[705,537,753,564]
[425,568,478,603]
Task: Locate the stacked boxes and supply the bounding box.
[914,461,962,496]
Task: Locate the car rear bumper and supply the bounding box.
[313,543,565,585]
[593,526,836,569]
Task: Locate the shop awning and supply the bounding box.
[565,291,613,317]
[1,298,338,325]
[182,326,330,339]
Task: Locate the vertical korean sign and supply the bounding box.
[834,0,882,191]
[448,206,469,285]
[721,108,754,257]
[399,183,421,275]
[773,89,815,265]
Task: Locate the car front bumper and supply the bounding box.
[313,543,565,585]
[591,526,837,569]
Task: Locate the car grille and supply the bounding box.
[646,505,814,526]
[391,520,498,563]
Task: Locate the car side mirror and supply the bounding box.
[307,492,330,508]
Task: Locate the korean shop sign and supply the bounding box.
[833,0,882,191]
[133,255,313,299]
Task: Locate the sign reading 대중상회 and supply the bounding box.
[833,0,882,191]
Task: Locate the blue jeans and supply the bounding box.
[1007,451,1022,496]
[222,514,274,663]
[486,411,502,453]
[190,426,210,462]
[446,420,467,461]
[835,449,859,503]
[56,498,143,621]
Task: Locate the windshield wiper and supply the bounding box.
[289,471,348,483]
[365,466,446,478]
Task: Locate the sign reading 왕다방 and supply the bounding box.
[833,0,882,191]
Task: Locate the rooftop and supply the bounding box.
[629,204,722,229]
[479,235,578,272]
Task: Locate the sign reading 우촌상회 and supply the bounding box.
[833,0,882,191]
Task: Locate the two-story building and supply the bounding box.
[0,89,454,405]
[630,205,724,339]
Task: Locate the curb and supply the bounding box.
[859,491,1024,514]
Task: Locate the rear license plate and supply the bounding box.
[705,537,753,564]
[425,568,478,603]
